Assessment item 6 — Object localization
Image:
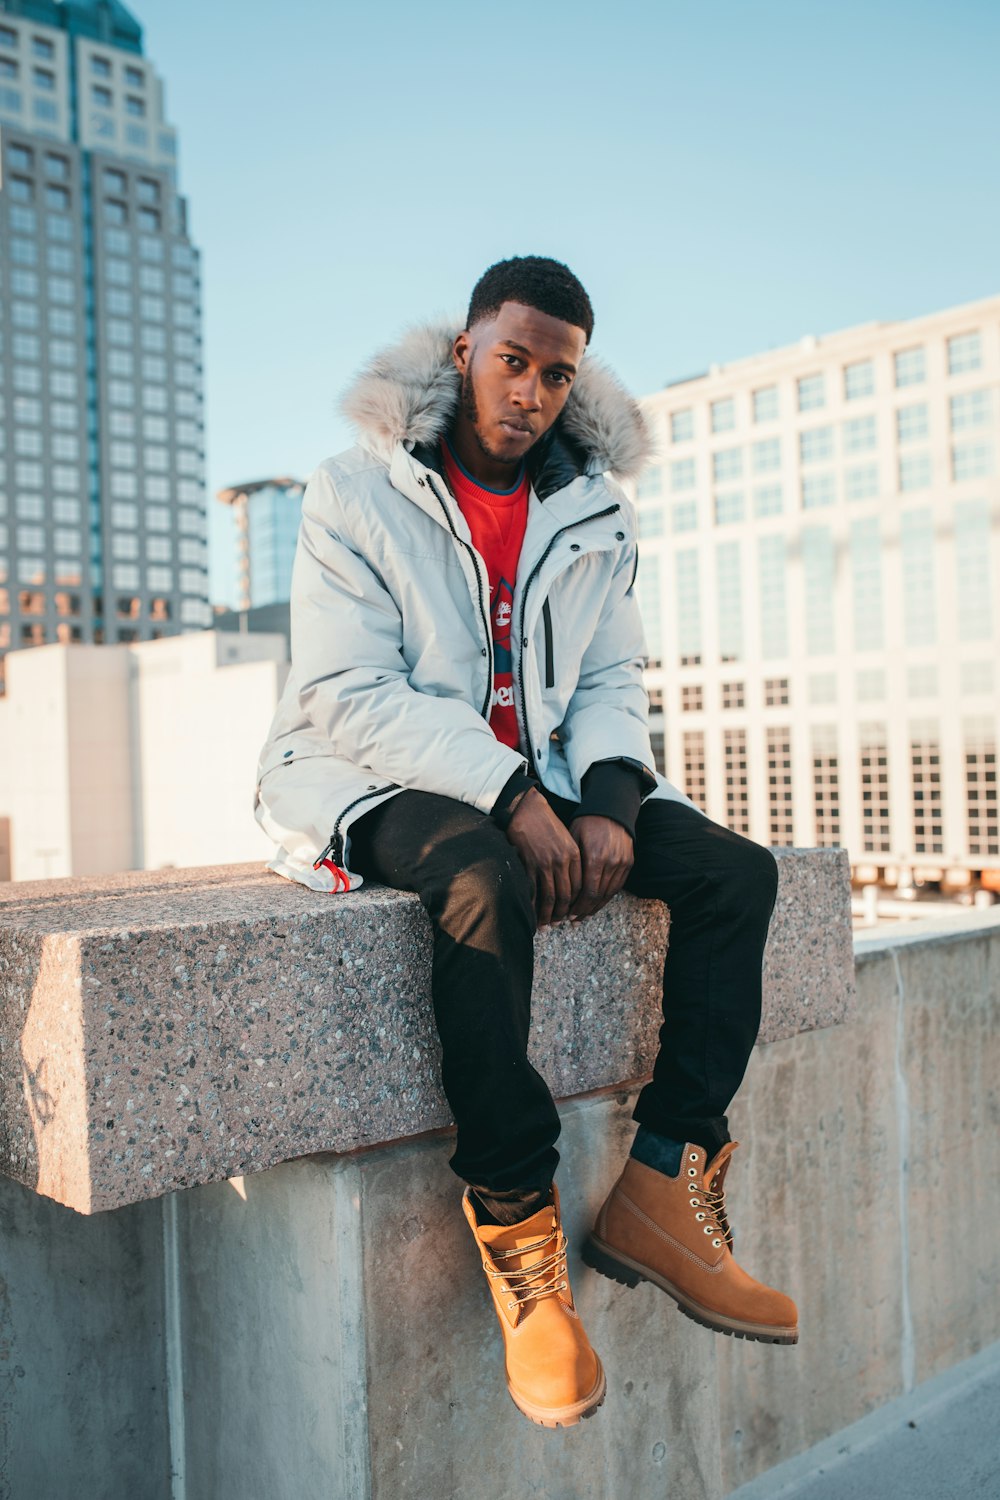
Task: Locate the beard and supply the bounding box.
[460,353,531,470]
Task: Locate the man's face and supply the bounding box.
[451,302,587,470]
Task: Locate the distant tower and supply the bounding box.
[216,477,305,612]
[0,0,209,693]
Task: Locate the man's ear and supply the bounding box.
[452,330,471,375]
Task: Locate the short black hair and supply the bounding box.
[467,256,594,344]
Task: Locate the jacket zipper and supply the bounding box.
[541,598,554,689]
[424,472,494,720]
[517,504,620,779]
[314,782,401,871]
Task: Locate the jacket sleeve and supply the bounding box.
[558,524,658,798]
[291,464,529,814]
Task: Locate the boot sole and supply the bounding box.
[582,1235,798,1346]
[506,1359,607,1428]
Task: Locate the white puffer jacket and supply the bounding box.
[255,321,698,890]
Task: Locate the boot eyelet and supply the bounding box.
[689,1152,698,1162]
[690,1197,700,1206]
[688,1167,697,1177]
[507,1301,515,1310]
[712,1238,722,1248]
[703,1226,714,1235]
[696,1212,706,1221]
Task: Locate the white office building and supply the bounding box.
[635,293,1000,883]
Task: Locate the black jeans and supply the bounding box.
[348,785,779,1195]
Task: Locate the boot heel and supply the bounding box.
[582,1235,644,1289]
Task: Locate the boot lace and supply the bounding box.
[700,1179,733,1250]
[485,1228,569,1311]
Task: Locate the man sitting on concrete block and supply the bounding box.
[254,255,798,1429]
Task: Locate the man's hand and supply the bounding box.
[566,815,634,920]
[506,787,583,926]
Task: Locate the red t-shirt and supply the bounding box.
[441,440,529,752]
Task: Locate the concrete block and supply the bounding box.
[0,849,852,1214]
[0,1174,169,1500]
[716,951,904,1493]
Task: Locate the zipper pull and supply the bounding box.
[313,838,350,891]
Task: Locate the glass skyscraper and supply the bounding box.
[0,0,209,692]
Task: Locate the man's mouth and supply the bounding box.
[499,420,534,436]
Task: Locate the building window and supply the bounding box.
[714,491,744,525]
[712,447,743,484]
[961,661,993,695]
[105,199,128,226]
[797,373,825,412]
[681,684,703,712]
[46,244,73,273]
[950,389,991,432]
[901,509,936,647]
[45,152,69,180]
[45,183,69,211]
[635,555,662,662]
[844,463,879,502]
[894,347,925,388]
[753,483,783,518]
[716,541,743,662]
[752,437,781,474]
[764,677,789,707]
[92,84,112,108]
[767,727,794,845]
[753,386,779,423]
[896,403,928,444]
[711,398,735,434]
[907,664,938,698]
[724,729,750,836]
[137,207,160,233]
[910,725,943,855]
[899,452,932,491]
[682,731,707,809]
[857,668,886,702]
[947,331,982,376]
[803,526,835,653]
[954,500,992,643]
[675,549,701,663]
[802,472,836,509]
[952,441,995,482]
[638,508,664,539]
[10,174,33,202]
[146,504,170,530]
[637,466,662,499]
[850,517,884,651]
[670,457,696,491]
[758,534,787,659]
[91,54,111,77]
[32,66,55,91]
[859,725,891,854]
[0,23,18,48]
[800,426,834,465]
[722,681,745,709]
[672,501,697,532]
[812,726,841,847]
[844,360,874,401]
[125,94,145,117]
[965,720,998,857]
[843,414,877,455]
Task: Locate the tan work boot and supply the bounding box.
[463,1183,606,1427]
[583,1142,798,1345]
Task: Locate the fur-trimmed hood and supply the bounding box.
[341,320,654,483]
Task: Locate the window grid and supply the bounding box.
[812,727,841,847]
[682,731,707,810]
[724,728,750,836]
[910,728,943,855]
[965,722,998,857]
[859,725,891,854]
[767,727,794,845]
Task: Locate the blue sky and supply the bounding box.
[139,0,1000,607]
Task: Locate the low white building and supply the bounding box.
[0,630,287,881]
[635,293,1000,884]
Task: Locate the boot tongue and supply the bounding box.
[705,1140,739,1185]
[478,1202,558,1271]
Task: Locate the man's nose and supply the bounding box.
[512,372,543,410]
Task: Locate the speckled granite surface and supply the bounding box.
[0,849,852,1213]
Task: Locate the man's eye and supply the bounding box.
[500,354,522,368]
[548,372,570,385]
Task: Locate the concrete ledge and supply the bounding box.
[0,848,853,1213]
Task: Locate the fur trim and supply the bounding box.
[340,320,654,481]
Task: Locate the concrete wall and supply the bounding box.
[0,914,996,1499]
